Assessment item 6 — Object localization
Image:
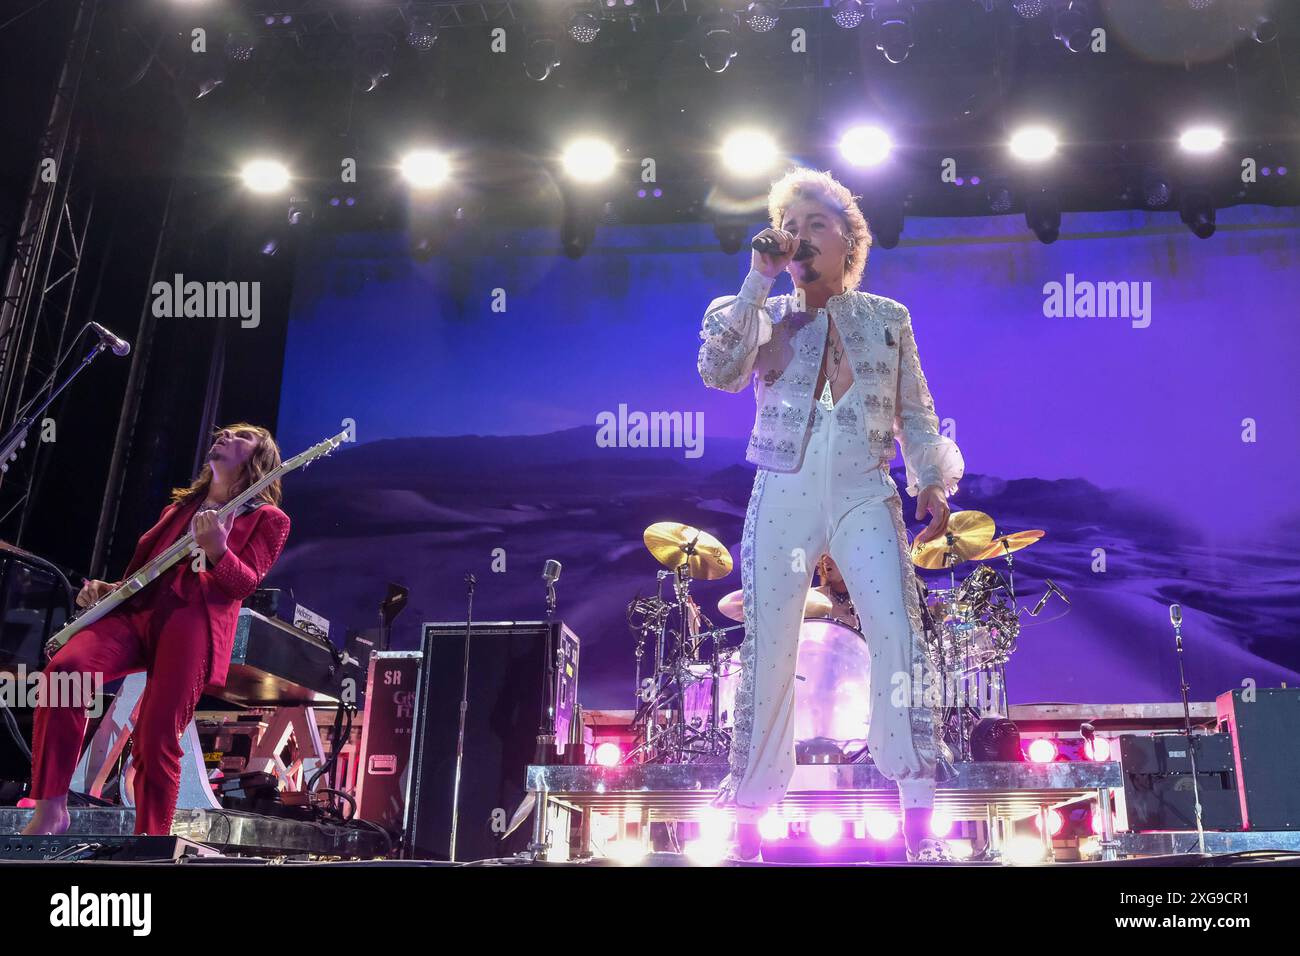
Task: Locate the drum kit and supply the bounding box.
[623,510,1068,766]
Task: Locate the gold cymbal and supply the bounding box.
[717,587,833,622]
[909,510,997,570]
[643,521,734,580]
[972,529,1046,561]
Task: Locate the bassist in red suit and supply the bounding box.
[21,423,291,836]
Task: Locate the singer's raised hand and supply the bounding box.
[751,227,798,279]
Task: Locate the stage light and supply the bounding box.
[699,16,739,73]
[1025,193,1061,243]
[745,2,779,33]
[758,812,787,841]
[1011,0,1047,17]
[1141,169,1172,208]
[400,150,451,189]
[809,813,843,846]
[355,39,394,93]
[873,2,915,64]
[525,37,562,82]
[1179,125,1224,154]
[1186,0,1216,8]
[407,17,439,51]
[839,125,893,167]
[605,840,646,864]
[1245,14,1277,44]
[720,128,779,178]
[1005,836,1047,864]
[593,742,621,766]
[832,0,866,29]
[1052,1,1092,53]
[568,11,601,44]
[1179,189,1215,239]
[930,812,954,838]
[685,839,728,864]
[986,183,1014,214]
[971,716,1022,759]
[1027,738,1059,762]
[1033,809,1065,837]
[286,199,313,225]
[1090,808,1105,835]
[866,201,903,249]
[1084,736,1111,761]
[241,159,291,193]
[562,208,597,259]
[713,219,748,255]
[562,137,618,184]
[259,238,280,257]
[1008,125,1058,162]
[697,808,731,843]
[225,32,257,62]
[864,810,898,841]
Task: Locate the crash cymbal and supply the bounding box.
[643,521,734,580]
[972,529,1045,561]
[717,587,832,622]
[909,510,997,570]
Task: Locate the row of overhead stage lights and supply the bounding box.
[240,121,1232,192]
[239,121,1258,245]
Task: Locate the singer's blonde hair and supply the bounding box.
[767,167,873,293]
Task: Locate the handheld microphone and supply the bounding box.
[1169,603,1182,628]
[89,322,131,357]
[752,235,816,262]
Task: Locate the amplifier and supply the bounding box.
[355,651,423,835]
[404,620,579,862]
[1216,687,1300,830]
[1119,733,1242,831]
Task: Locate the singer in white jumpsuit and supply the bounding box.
[696,169,965,836]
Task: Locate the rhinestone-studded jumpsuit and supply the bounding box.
[698,269,965,825]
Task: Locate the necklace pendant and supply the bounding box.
[818,379,834,411]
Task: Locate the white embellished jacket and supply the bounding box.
[697,269,964,497]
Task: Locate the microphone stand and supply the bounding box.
[449,572,476,863]
[1171,606,1206,855]
[0,333,110,475]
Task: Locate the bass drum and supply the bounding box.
[793,618,873,762]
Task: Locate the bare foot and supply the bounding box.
[20,800,70,836]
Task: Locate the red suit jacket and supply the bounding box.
[121,497,292,686]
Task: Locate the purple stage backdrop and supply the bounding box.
[273,205,1300,711]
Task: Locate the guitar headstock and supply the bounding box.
[282,428,353,472]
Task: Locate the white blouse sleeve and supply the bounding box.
[893,307,964,498]
[697,269,776,393]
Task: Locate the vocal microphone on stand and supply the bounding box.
[542,559,562,618]
[88,322,131,357]
[751,235,816,261]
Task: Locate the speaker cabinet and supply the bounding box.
[403,620,579,861]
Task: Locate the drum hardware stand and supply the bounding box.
[1170,603,1206,855]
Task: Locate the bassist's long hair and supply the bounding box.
[170,422,283,508]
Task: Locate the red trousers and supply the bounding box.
[30,574,212,835]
